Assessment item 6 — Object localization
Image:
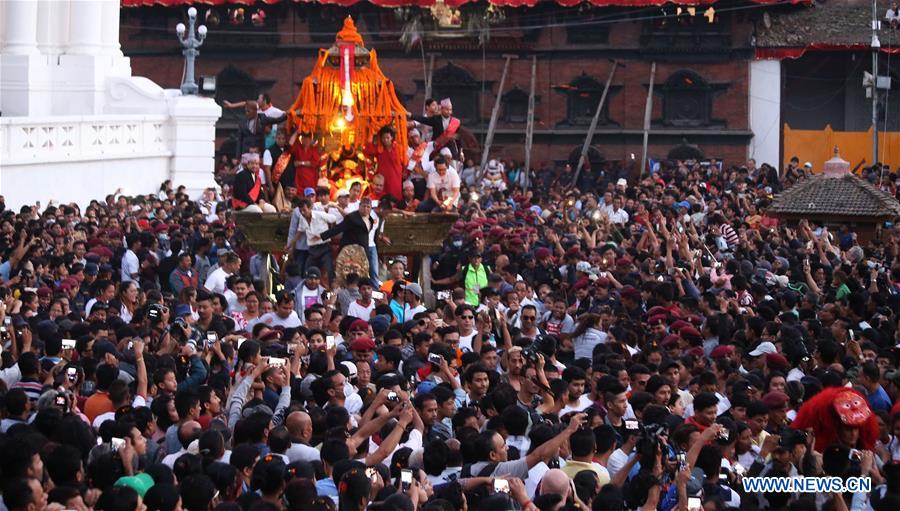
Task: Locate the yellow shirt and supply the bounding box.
[561,459,611,487]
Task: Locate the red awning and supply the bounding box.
[123,0,810,7]
[757,44,900,60]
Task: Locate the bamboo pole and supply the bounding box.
[639,62,657,181]
[478,55,515,181]
[523,55,537,191]
[571,60,618,188]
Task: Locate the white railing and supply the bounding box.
[0,115,171,165]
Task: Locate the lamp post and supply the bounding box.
[176,7,207,95]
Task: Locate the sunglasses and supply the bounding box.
[460,315,474,319]
[522,316,536,320]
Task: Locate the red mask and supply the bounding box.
[833,390,871,426]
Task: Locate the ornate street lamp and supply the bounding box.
[176,7,207,95]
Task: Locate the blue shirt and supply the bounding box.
[316,477,338,499]
[868,385,892,413]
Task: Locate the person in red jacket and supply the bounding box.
[291,131,321,193]
[365,126,403,201]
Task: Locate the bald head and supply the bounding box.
[286,411,312,442]
[178,420,202,449]
[539,469,571,499]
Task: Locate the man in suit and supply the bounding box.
[235,101,286,159]
[321,197,381,285]
[410,98,461,161]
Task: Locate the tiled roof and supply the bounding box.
[757,1,896,48]
[768,173,900,218]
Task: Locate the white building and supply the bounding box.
[0,0,220,210]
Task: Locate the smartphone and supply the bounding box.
[236,336,247,349]
[127,341,133,351]
[688,498,702,511]
[3,317,10,326]
[110,438,125,452]
[268,357,287,368]
[61,338,76,350]
[55,395,67,407]
[365,467,377,483]
[372,291,385,301]
[676,452,687,470]
[326,335,335,350]
[718,428,730,441]
[625,420,639,430]
[493,479,510,494]
[387,391,399,402]
[436,290,451,301]
[428,353,443,366]
[400,469,413,491]
[66,367,78,382]
[207,332,218,345]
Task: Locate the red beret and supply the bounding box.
[765,352,790,370]
[594,277,610,288]
[137,219,151,231]
[687,315,703,326]
[647,306,668,318]
[686,347,705,358]
[37,287,52,297]
[615,257,633,267]
[669,320,690,333]
[509,238,525,246]
[648,314,668,326]
[661,335,680,348]
[762,391,789,409]
[680,326,702,340]
[565,246,581,258]
[710,345,735,359]
[470,231,484,240]
[573,278,590,290]
[107,229,122,238]
[349,319,370,332]
[620,286,641,300]
[350,337,376,351]
[535,247,551,260]
[154,223,169,233]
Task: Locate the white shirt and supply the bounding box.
[204,267,231,294]
[258,311,302,328]
[345,200,360,213]
[121,249,140,285]
[604,206,630,225]
[162,448,187,468]
[286,442,321,464]
[559,394,594,416]
[427,168,461,206]
[93,396,147,430]
[887,8,900,20]
[262,105,285,119]
[407,142,435,177]
[347,300,376,320]
[295,209,338,247]
[404,303,427,319]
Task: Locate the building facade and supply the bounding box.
[121,0,809,173]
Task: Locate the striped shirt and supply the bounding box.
[12,378,44,402]
[720,223,739,249]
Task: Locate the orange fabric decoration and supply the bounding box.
[286,16,408,169]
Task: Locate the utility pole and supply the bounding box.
[872,0,880,165]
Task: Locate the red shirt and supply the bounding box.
[292,144,321,192]
[365,142,403,200]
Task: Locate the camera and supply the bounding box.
[387,391,400,402]
[717,428,729,441]
[66,367,78,382]
[147,303,164,323]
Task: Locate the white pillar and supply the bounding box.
[749,59,782,168]
[166,94,222,196]
[100,0,122,56]
[66,0,103,55]
[2,0,40,55]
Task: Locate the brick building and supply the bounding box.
[120,0,812,172]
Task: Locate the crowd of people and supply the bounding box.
[0,96,900,511]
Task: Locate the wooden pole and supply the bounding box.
[478,55,515,181]
[523,55,537,191]
[423,53,436,114]
[639,62,657,181]
[571,60,618,188]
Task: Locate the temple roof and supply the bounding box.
[768,174,900,219]
[122,0,810,9]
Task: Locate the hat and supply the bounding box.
[661,335,680,348]
[762,391,789,410]
[414,380,437,398]
[84,262,99,276]
[350,337,376,352]
[349,319,370,332]
[153,223,169,234]
[576,261,592,273]
[303,187,316,197]
[115,473,155,498]
[37,287,52,298]
[535,247,552,260]
[670,320,690,333]
[336,189,350,198]
[765,352,790,371]
[370,315,390,337]
[803,162,812,169]
[620,286,641,301]
[99,263,114,273]
[405,283,423,298]
[675,201,691,210]
[565,246,581,258]
[174,304,192,317]
[305,267,321,279]
[340,360,358,380]
[616,178,628,188]
[680,326,702,341]
[94,339,123,360]
[749,341,777,357]
[648,314,668,327]
[686,347,704,358]
[573,277,590,290]
[710,345,734,359]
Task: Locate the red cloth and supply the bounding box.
[292,144,321,192]
[365,142,402,200]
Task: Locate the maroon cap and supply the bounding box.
[594,277,610,288]
[349,319,370,332]
[350,337,376,351]
[765,352,790,370]
[565,246,581,258]
[686,347,705,358]
[669,320,690,333]
[154,223,169,233]
[710,345,735,359]
[620,286,641,300]
[648,314,668,327]
[535,247,552,260]
[680,326,702,341]
[36,287,52,297]
[762,390,789,409]
[661,335,680,348]
[573,278,590,290]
